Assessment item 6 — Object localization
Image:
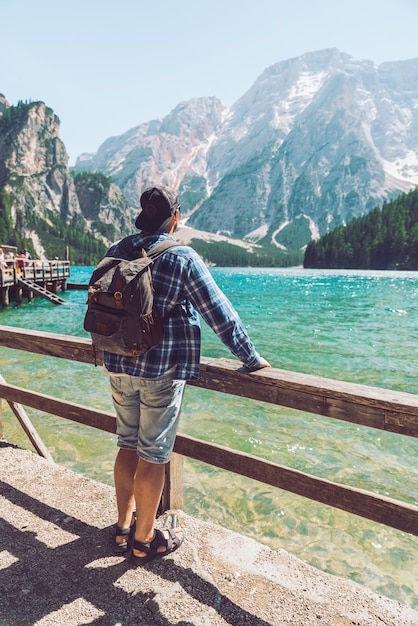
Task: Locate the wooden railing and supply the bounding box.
[1,260,71,306]
[0,259,70,287]
[0,324,417,537]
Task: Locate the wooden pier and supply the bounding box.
[0,257,70,306]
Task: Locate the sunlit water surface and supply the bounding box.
[1,267,417,608]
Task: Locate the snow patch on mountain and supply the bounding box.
[175,223,260,252]
[305,215,320,241]
[245,224,269,240]
[271,71,328,133]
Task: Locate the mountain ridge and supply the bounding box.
[74,48,418,250]
[1,48,418,261]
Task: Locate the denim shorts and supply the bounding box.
[109,374,186,464]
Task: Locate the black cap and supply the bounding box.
[135,186,179,231]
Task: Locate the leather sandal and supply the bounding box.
[131,527,184,565]
[113,513,136,554]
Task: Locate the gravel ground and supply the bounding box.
[1,440,417,626]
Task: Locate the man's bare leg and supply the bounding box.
[114,448,137,543]
[133,458,182,557]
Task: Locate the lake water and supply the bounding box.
[0,266,417,609]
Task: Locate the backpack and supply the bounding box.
[83,240,178,357]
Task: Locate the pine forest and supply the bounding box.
[303,187,418,270]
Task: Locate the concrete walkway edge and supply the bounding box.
[1,441,417,626]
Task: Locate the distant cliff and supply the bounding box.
[0,97,131,262]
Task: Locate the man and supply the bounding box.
[103,185,270,565]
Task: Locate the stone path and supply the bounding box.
[1,441,417,626]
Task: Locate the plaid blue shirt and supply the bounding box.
[103,232,263,379]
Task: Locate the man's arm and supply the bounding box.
[183,252,270,370]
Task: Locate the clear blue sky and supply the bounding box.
[1,0,418,165]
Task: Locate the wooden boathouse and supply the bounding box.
[0,245,70,306]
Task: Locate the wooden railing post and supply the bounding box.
[158,453,184,514]
[0,374,54,462]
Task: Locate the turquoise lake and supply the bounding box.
[0,266,417,609]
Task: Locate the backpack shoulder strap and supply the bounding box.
[146,241,180,261]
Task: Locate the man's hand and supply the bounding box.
[238,357,271,372]
[251,357,271,370]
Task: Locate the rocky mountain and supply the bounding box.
[0,96,79,257]
[75,48,418,251]
[2,49,418,262]
[75,96,226,210]
[72,171,135,245]
[0,97,133,261]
